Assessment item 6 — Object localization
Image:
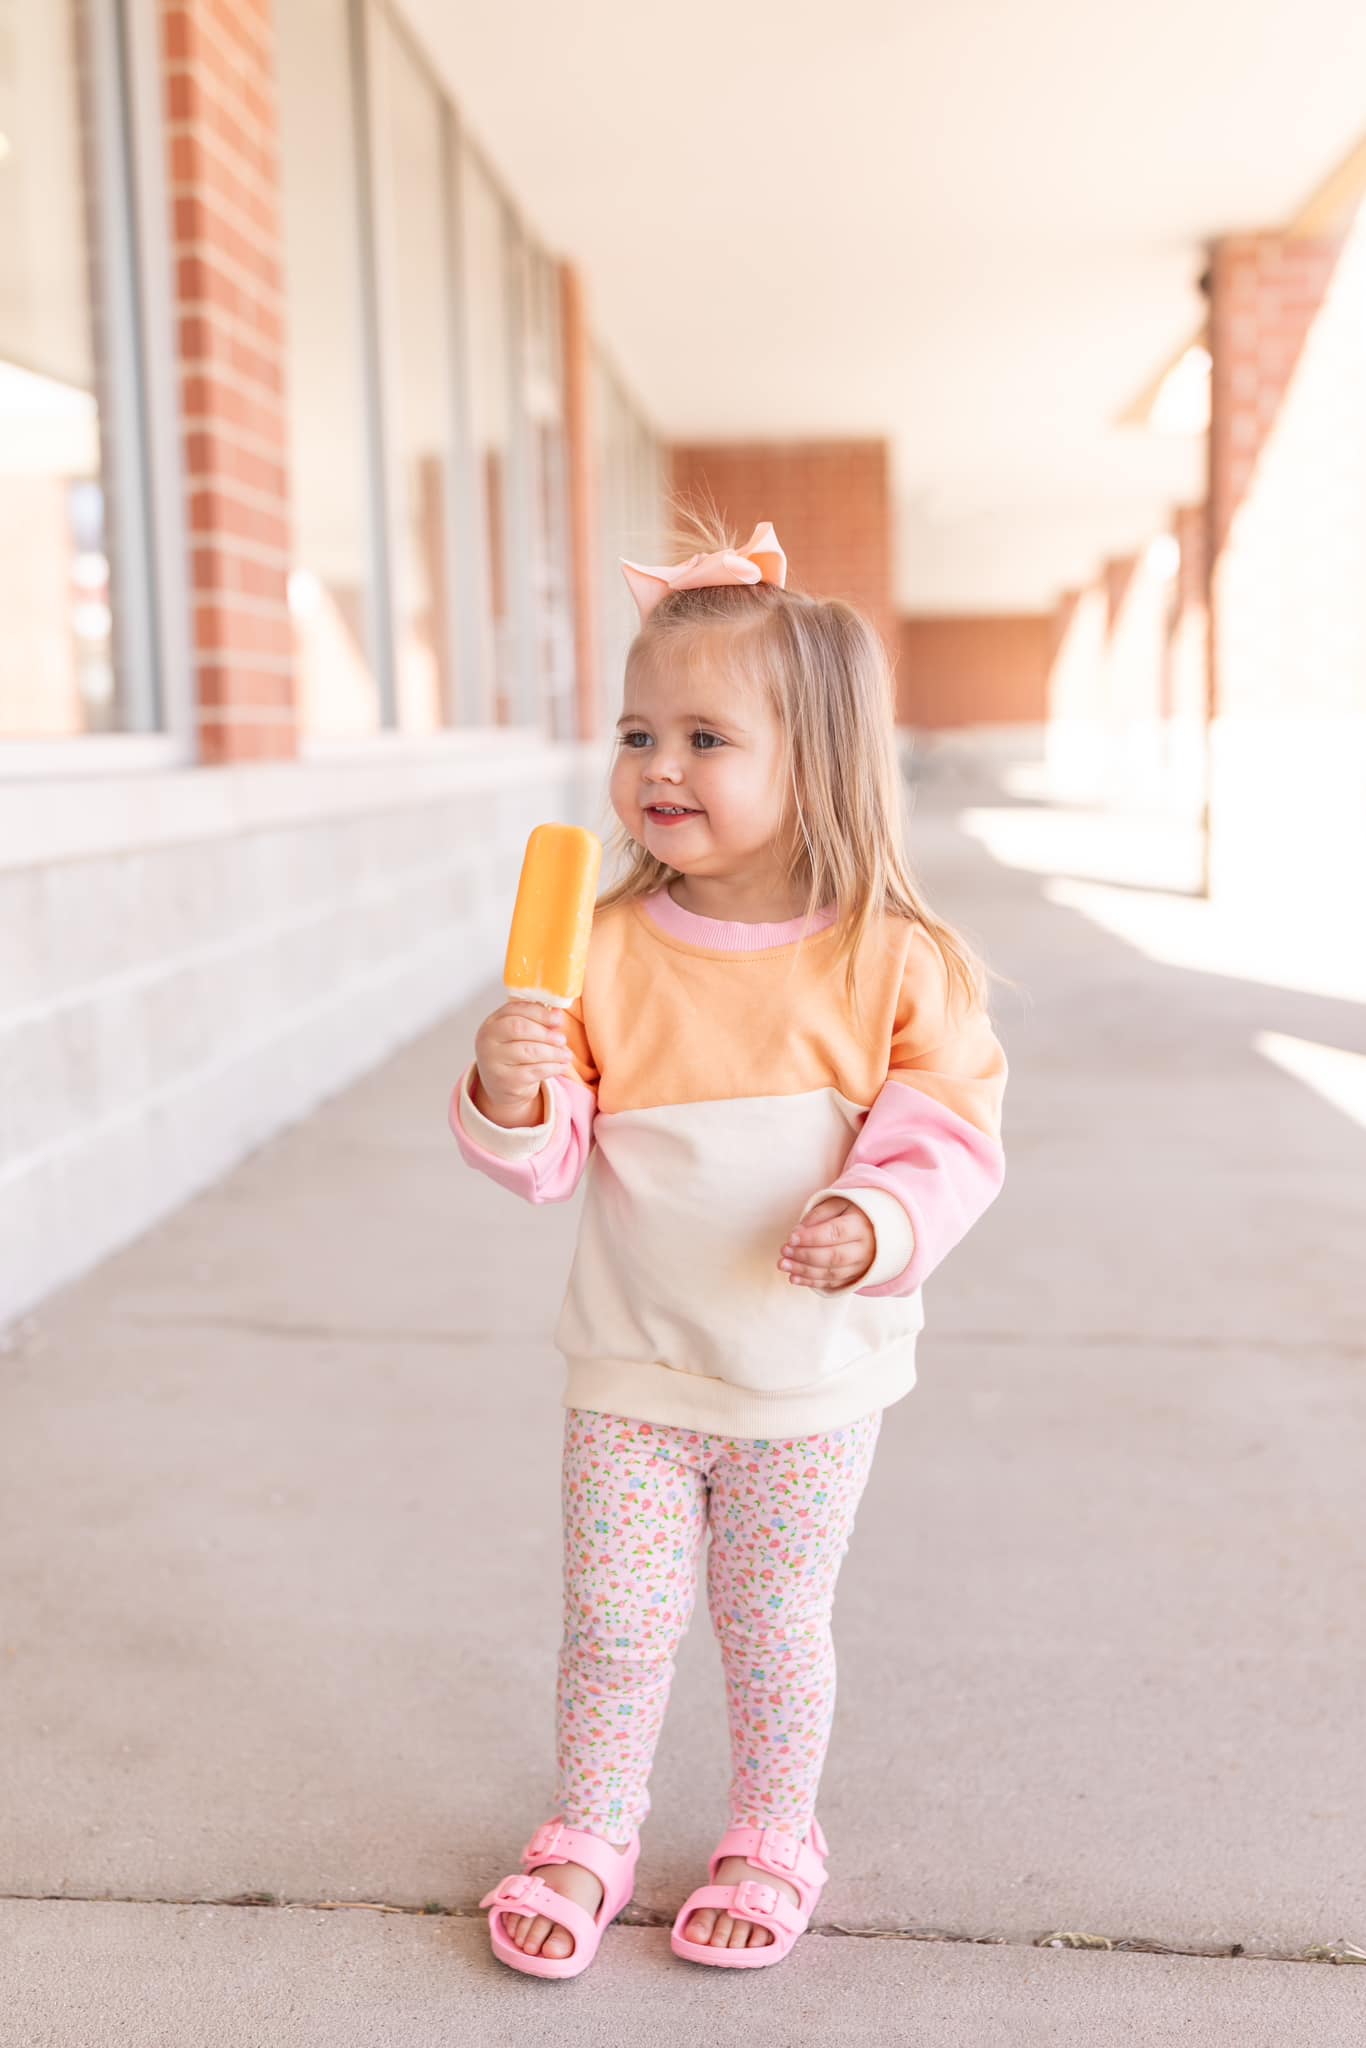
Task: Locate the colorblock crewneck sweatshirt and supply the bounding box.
[450,884,1007,1439]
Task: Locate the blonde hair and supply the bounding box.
[597,495,993,1022]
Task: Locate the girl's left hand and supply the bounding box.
[778,1197,876,1292]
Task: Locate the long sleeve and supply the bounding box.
[801,926,1007,1296]
[448,994,599,1204]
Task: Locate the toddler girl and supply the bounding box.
[452,512,1007,1976]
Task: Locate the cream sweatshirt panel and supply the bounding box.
[563,1337,919,1441]
[553,1090,926,1396]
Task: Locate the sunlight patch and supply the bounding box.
[1254,1033,1366,1133]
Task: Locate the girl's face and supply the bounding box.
[610,644,797,884]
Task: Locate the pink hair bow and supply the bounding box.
[620,520,787,624]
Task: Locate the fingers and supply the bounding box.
[783,1258,863,1291]
[475,1052,574,1095]
[480,1008,569,1068]
[784,1236,859,1269]
[789,1207,852,1246]
[491,1012,570,1049]
[498,1040,572,1068]
[778,1202,873,1291]
[476,1006,575,1098]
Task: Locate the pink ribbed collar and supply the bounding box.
[641,885,838,953]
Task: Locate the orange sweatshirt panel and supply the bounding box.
[886,922,1008,1141]
[573,903,898,1113]
[555,900,1000,1137]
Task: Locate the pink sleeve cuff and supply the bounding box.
[804,1080,1005,1299]
[449,1060,596,1204]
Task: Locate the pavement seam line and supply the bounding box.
[63,1313,1366,1360]
[0,1893,1361,1964]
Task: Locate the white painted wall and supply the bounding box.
[0,737,614,1326]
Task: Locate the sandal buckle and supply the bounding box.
[759,1827,801,1870]
[526,1820,566,1861]
[734,1879,779,1916]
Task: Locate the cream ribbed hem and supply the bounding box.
[560,1336,919,1440]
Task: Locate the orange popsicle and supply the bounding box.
[503,823,603,1008]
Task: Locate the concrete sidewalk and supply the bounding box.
[3,769,1364,2044]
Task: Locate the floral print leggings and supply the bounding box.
[555,1404,884,1846]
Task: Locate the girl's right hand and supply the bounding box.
[471,1000,576,1127]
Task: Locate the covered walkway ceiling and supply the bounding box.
[406,0,1366,613]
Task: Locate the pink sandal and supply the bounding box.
[480,1816,640,1979]
[670,1818,829,1968]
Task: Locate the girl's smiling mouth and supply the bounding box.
[645,805,703,825]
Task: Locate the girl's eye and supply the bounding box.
[616,730,725,750]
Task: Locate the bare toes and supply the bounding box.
[686,1909,715,1943]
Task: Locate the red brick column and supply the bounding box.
[162,0,296,763]
[1202,223,1363,908]
[559,262,602,742]
[669,440,896,664]
[1208,235,1343,576]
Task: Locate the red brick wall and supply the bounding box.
[897,615,1050,728]
[162,0,296,762]
[669,440,896,664]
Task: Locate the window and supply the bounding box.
[520,239,576,740]
[277,2,604,745]
[0,0,157,738]
[594,353,665,714]
[276,0,382,735]
[370,9,459,732]
[460,144,521,726]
